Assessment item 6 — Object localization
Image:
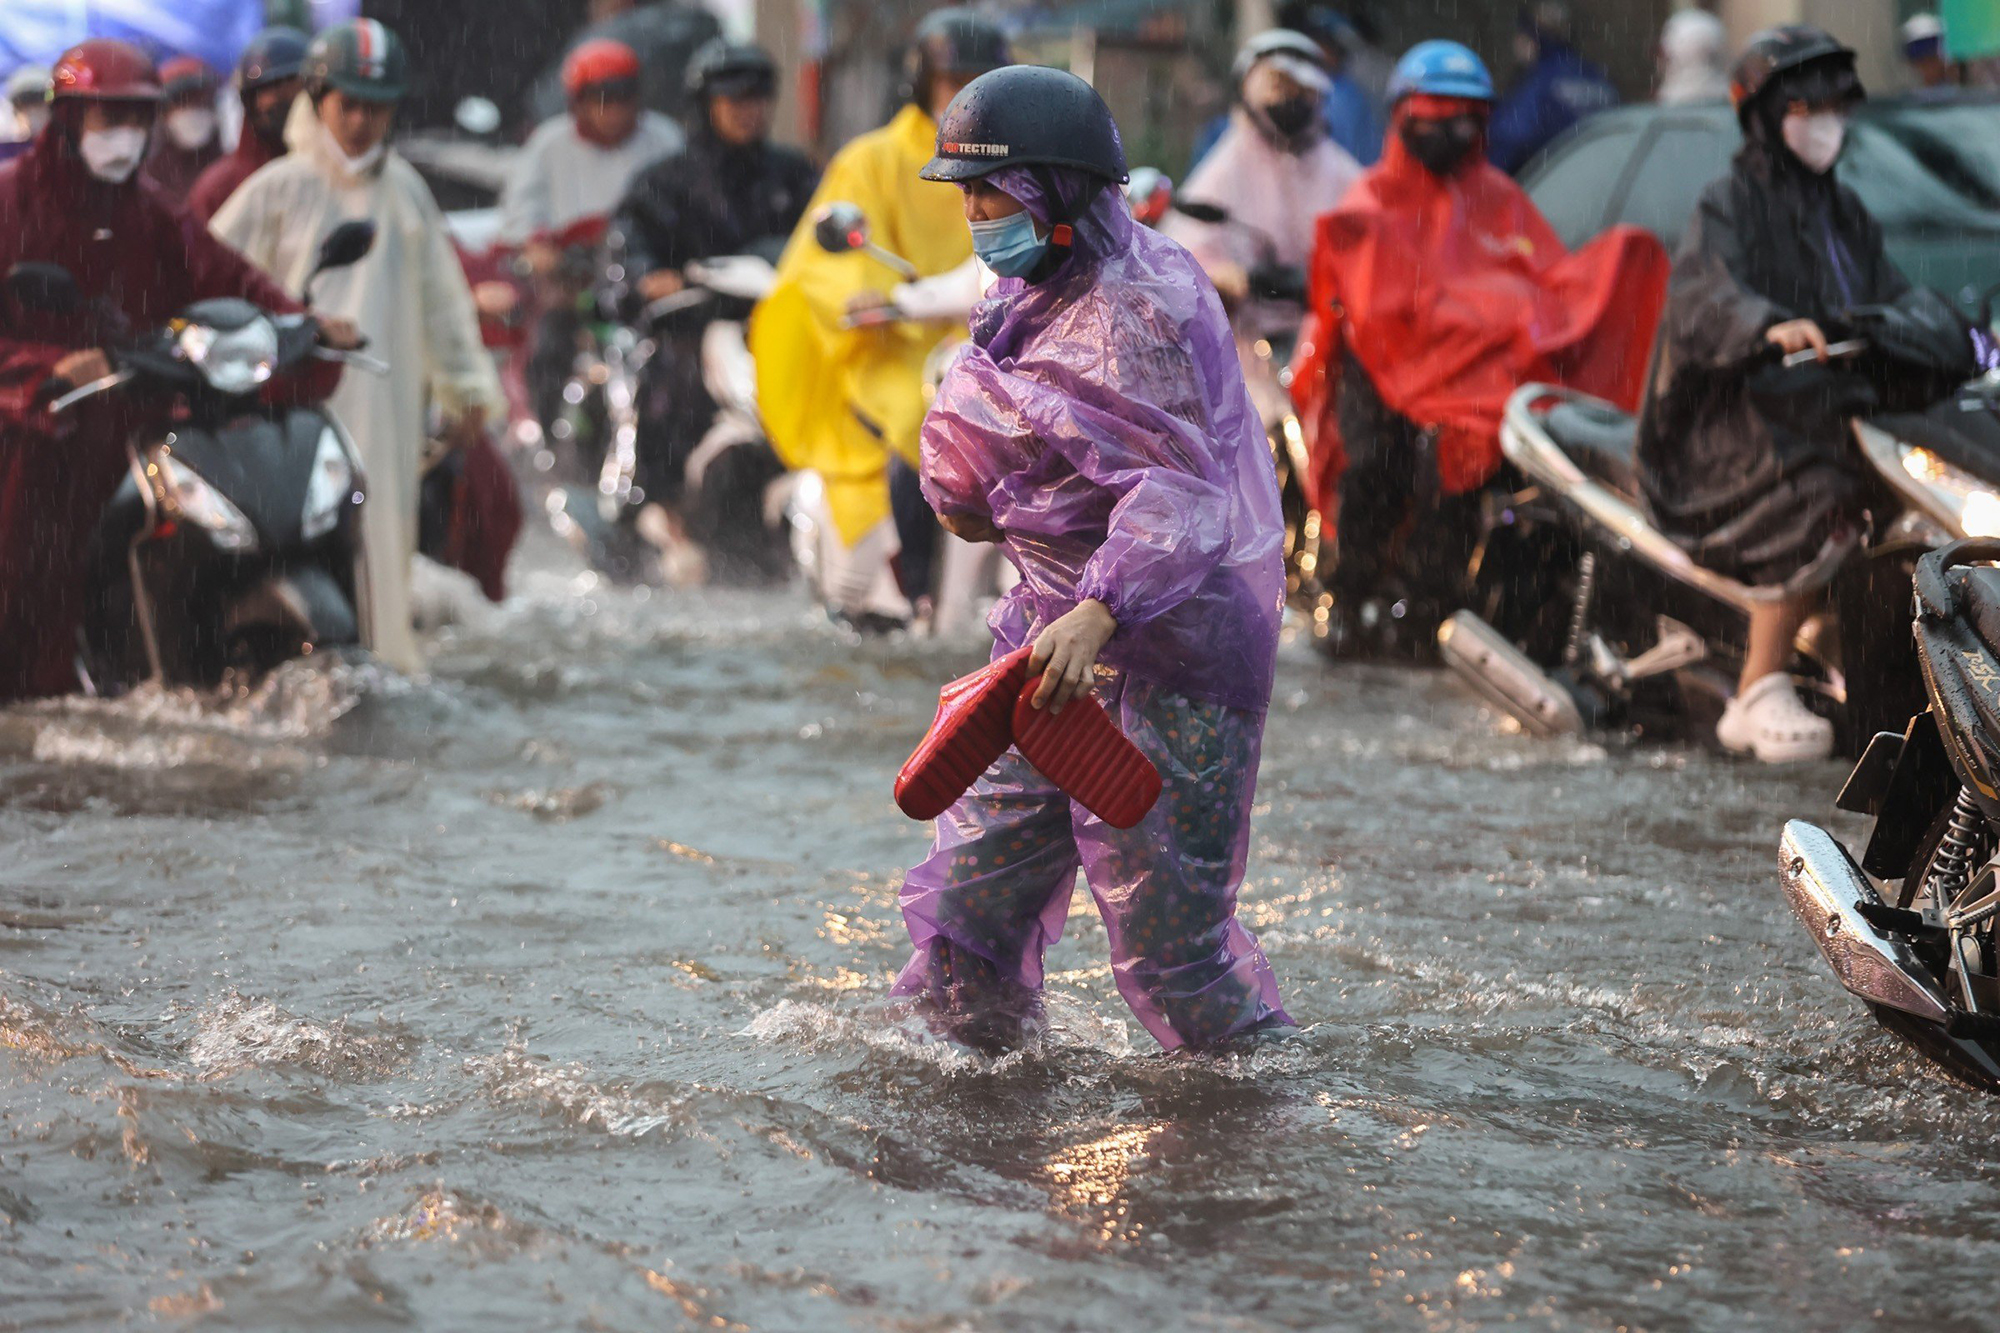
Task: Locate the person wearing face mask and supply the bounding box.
[752,7,1011,625]
[187,28,310,224]
[1636,28,1907,763]
[1290,41,1666,649]
[1164,31,1362,307]
[141,57,223,195]
[213,20,504,675]
[895,65,1293,1052]
[0,67,52,164]
[606,40,815,580]
[0,39,346,703]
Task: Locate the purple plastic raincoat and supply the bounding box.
[895,167,1292,1050]
[918,168,1286,712]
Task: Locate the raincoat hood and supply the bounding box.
[920,163,1285,711]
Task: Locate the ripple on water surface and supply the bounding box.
[7,557,2000,1329]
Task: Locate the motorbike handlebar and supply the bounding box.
[1779,338,1867,369]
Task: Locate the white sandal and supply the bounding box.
[1716,673,1833,763]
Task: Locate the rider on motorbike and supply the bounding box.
[1163,30,1360,390]
[189,27,310,223]
[213,20,504,675]
[141,56,223,195]
[609,40,813,537]
[1291,39,1665,650]
[501,39,683,262]
[898,65,1292,1052]
[0,39,346,703]
[753,7,1011,621]
[1637,27,1960,762]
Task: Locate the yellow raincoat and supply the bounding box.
[751,104,970,545]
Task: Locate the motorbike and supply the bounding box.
[1441,310,2000,752]
[6,220,386,693]
[544,239,791,585]
[1780,533,2000,1090]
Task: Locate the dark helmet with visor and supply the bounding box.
[303,19,411,104]
[238,26,310,91]
[1730,25,1862,124]
[686,39,778,101]
[904,8,1010,105]
[920,64,1127,186]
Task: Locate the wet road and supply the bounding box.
[5,542,2000,1332]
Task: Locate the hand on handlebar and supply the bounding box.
[52,348,112,388]
[845,289,897,321]
[638,270,684,302]
[1766,318,1830,363]
[315,315,365,351]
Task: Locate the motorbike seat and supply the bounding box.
[1542,398,1640,499]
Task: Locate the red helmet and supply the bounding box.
[50,39,163,104]
[563,39,641,97]
[159,55,219,101]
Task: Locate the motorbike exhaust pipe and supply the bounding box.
[1779,820,1950,1024]
[1437,611,1584,737]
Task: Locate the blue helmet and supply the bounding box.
[238,26,310,91]
[1387,40,1495,103]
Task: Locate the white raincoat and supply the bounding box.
[213,99,505,673]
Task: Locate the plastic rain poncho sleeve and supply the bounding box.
[917,167,1286,713]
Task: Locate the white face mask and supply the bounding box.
[324,123,385,176]
[164,106,217,151]
[1782,109,1846,174]
[78,126,149,183]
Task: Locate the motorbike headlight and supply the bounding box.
[177,316,279,396]
[1900,445,2000,538]
[160,454,258,552]
[301,427,358,541]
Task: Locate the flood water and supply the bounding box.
[6,537,2000,1332]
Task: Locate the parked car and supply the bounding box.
[1519,95,2000,311]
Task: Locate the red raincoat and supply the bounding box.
[188,131,284,224]
[1290,98,1669,514]
[0,129,328,702]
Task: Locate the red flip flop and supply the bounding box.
[1011,677,1163,830]
[894,646,1035,821]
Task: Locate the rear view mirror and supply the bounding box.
[314,220,378,275]
[7,262,82,315]
[813,202,870,255]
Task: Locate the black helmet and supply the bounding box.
[303,18,410,104]
[920,65,1127,185]
[904,8,1010,106]
[1730,25,1862,124]
[238,26,310,91]
[686,38,778,101]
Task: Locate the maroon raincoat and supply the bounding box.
[188,131,283,224]
[0,129,325,701]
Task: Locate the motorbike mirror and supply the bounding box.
[813,202,871,255]
[314,220,378,276]
[454,96,502,137]
[1172,200,1230,226]
[7,262,82,315]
